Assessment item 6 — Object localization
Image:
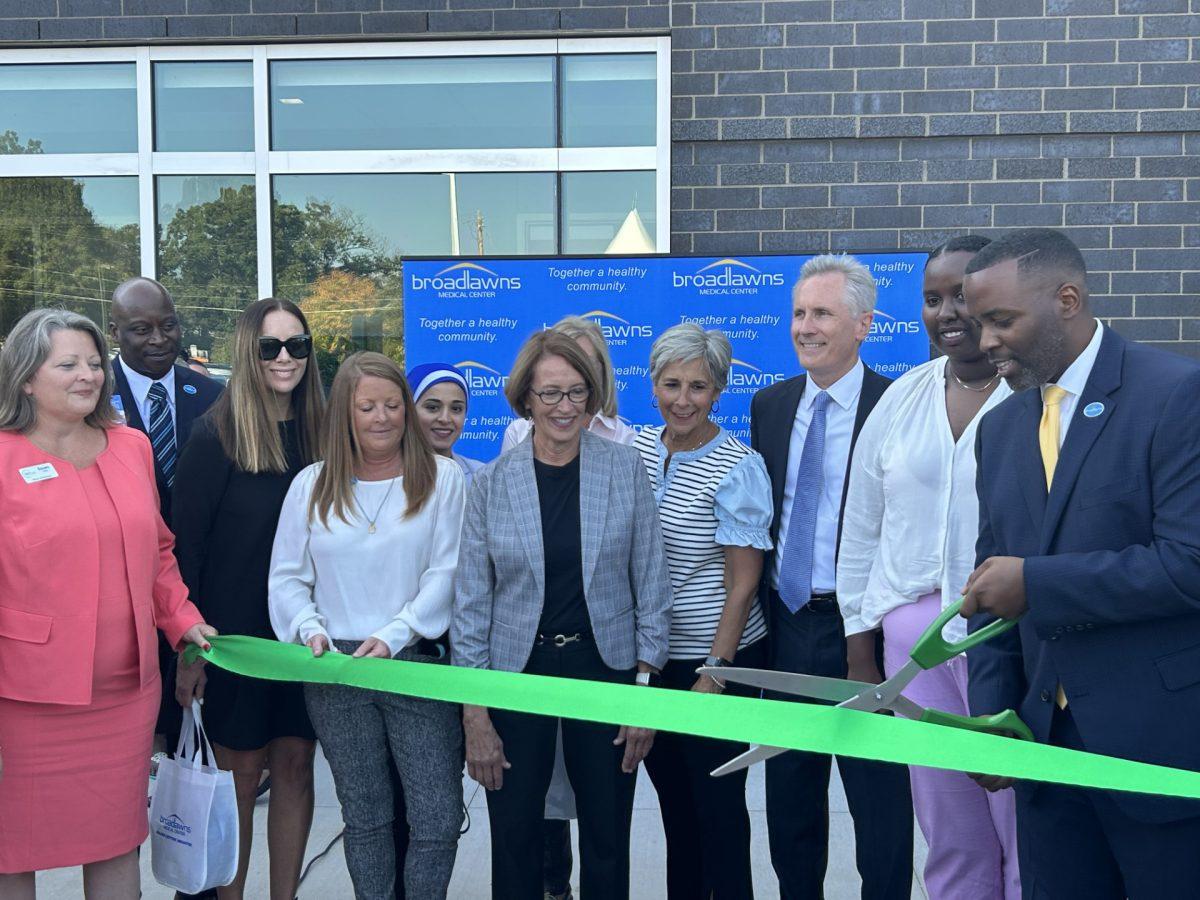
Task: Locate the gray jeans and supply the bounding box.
[304,641,464,900]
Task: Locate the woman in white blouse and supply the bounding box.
[269,351,466,900]
[837,236,1018,900]
[634,323,773,900]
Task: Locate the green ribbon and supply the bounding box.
[188,635,1200,801]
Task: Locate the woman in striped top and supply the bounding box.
[633,323,773,900]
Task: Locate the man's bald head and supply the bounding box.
[109,277,182,380]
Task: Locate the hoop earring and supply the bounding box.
[651,397,659,408]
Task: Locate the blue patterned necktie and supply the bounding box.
[778,390,831,613]
[147,381,177,489]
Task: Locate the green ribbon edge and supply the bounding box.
[188,635,1200,801]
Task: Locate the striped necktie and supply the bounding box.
[778,391,831,613]
[147,381,177,489]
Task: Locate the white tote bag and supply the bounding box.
[149,700,239,894]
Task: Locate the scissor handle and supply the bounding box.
[909,598,1017,670]
[918,706,1034,743]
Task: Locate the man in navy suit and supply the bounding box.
[962,228,1200,897]
[751,254,913,900]
[108,277,222,524]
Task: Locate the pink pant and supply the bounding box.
[882,592,1020,900]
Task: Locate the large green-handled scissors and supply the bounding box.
[703,598,1033,777]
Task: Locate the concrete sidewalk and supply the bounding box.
[37,748,928,898]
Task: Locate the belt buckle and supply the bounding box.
[553,633,570,647]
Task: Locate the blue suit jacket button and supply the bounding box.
[1040,689,1051,702]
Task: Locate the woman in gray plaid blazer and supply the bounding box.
[452,330,672,900]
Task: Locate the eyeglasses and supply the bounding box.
[258,334,312,361]
[530,386,590,406]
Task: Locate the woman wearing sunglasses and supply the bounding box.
[172,298,326,900]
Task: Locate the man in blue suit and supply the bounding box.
[108,277,222,524]
[961,228,1200,897]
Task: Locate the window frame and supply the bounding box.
[0,37,671,300]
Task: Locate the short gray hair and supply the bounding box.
[649,323,734,393]
[0,308,120,433]
[796,254,878,317]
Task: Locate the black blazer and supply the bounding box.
[749,362,893,617]
[968,327,1200,823]
[112,360,223,522]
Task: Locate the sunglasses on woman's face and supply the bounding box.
[258,334,312,361]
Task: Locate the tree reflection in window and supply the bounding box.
[0,173,139,340]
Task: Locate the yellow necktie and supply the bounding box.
[1039,385,1068,490]
[1039,384,1071,708]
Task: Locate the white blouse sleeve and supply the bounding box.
[713,452,774,550]
[371,459,466,655]
[268,465,329,647]
[836,397,892,637]
[500,418,528,453]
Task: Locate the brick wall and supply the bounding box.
[670,0,1200,357]
[0,0,667,40]
[3,0,1197,355]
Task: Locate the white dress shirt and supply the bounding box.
[119,355,176,431]
[1045,320,1104,448]
[500,413,638,454]
[772,361,864,594]
[269,454,466,656]
[837,358,1013,640]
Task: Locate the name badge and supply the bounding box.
[183,384,198,395]
[1083,402,1104,418]
[19,462,58,484]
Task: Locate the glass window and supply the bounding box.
[450,173,556,256]
[154,62,254,152]
[0,176,139,337]
[156,176,258,366]
[561,171,656,255]
[561,55,656,148]
[0,64,137,154]
[269,57,556,151]
[272,172,555,377]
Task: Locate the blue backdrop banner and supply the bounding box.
[403,253,930,461]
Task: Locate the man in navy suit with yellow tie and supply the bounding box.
[961,228,1200,897]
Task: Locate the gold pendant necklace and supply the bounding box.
[353,476,397,534]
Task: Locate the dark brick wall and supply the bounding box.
[669,0,1200,358]
[0,0,668,39]
[3,0,1197,354]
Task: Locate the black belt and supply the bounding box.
[415,633,450,659]
[535,631,591,647]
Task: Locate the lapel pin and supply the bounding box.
[183,384,198,395]
[1083,402,1104,418]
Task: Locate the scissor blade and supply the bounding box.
[836,658,921,712]
[699,666,870,703]
[710,743,786,777]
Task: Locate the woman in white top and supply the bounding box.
[501,314,637,452]
[633,323,772,900]
[408,362,486,487]
[269,351,466,900]
[837,236,1019,900]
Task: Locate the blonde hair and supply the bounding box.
[504,330,602,420]
[552,315,619,418]
[210,298,324,473]
[0,308,121,433]
[309,352,436,528]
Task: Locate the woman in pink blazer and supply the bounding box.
[0,308,215,898]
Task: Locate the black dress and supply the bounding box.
[172,415,316,750]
